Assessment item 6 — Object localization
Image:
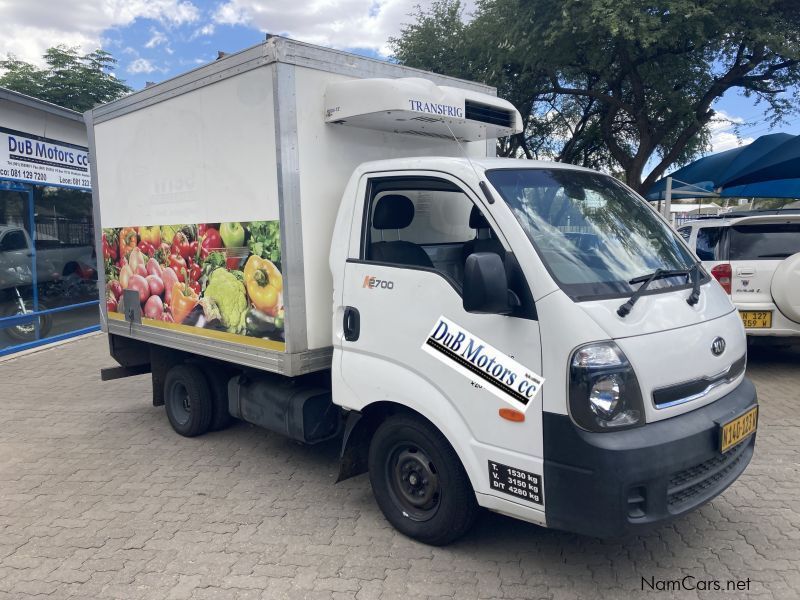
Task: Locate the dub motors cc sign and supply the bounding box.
[422,315,545,411]
[0,127,91,189]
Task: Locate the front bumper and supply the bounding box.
[543,378,757,538]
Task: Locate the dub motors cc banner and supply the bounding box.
[422,315,545,411]
[0,127,91,189]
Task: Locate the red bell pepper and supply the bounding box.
[168,254,187,280]
[200,228,223,259]
[171,232,194,261]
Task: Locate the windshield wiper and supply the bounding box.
[758,252,792,258]
[617,268,691,317]
[686,262,701,307]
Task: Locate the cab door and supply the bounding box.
[335,171,546,507]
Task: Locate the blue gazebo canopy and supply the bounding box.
[646,133,800,200]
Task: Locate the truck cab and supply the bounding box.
[330,157,757,542]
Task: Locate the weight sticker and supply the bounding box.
[422,315,544,411]
[488,461,542,505]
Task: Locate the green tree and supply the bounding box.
[0,46,131,112]
[391,0,800,192]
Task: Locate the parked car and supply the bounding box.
[0,225,95,341]
[678,210,800,344]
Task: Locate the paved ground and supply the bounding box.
[0,335,798,600]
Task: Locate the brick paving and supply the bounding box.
[0,334,798,599]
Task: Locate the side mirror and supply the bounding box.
[463,252,512,315]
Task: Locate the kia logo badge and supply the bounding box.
[711,337,726,356]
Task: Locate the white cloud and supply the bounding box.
[212,0,477,56]
[190,23,216,40]
[145,29,168,49]
[708,110,754,153]
[127,57,157,74]
[0,0,199,66]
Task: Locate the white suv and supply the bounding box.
[678,210,800,343]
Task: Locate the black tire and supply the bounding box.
[368,413,478,545]
[163,364,213,437]
[1,300,52,342]
[206,367,234,431]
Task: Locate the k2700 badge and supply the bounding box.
[362,275,394,290]
[422,316,544,411]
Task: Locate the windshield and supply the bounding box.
[485,168,696,300]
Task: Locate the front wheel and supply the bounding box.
[368,414,478,545]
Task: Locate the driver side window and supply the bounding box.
[362,177,503,287]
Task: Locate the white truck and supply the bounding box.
[87,37,758,544]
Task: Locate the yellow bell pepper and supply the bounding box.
[243,255,283,315]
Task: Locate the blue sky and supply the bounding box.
[3,0,797,156]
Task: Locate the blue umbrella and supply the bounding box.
[645,133,800,199]
[721,179,800,198]
[723,134,800,188]
[645,145,744,199]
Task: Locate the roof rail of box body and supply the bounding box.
[87,36,497,124]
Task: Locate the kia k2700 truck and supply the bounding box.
[87,37,758,544]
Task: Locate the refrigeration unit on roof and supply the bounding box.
[324,77,523,142]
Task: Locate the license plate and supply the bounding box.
[739,311,772,328]
[720,406,758,453]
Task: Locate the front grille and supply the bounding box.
[465,100,514,128]
[666,441,749,512]
[653,354,746,408]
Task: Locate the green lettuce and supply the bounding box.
[203,269,248,334]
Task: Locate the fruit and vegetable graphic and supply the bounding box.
[102,220,284,344]
[220,222,245,248]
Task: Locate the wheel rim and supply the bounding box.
[12,307,37,336]
[385,443,440,522]
[168,381,191,426]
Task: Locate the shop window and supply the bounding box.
[1,184,98,353]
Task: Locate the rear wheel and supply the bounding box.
[368,413,478,545]
[164,364,213,437]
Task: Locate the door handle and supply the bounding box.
[343,306,360,341]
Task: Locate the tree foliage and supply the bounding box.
[391,0,800,191]
[0,46,131,113]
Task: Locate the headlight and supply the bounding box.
[569,342,644,432]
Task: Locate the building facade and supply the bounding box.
[0,87,99,356]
